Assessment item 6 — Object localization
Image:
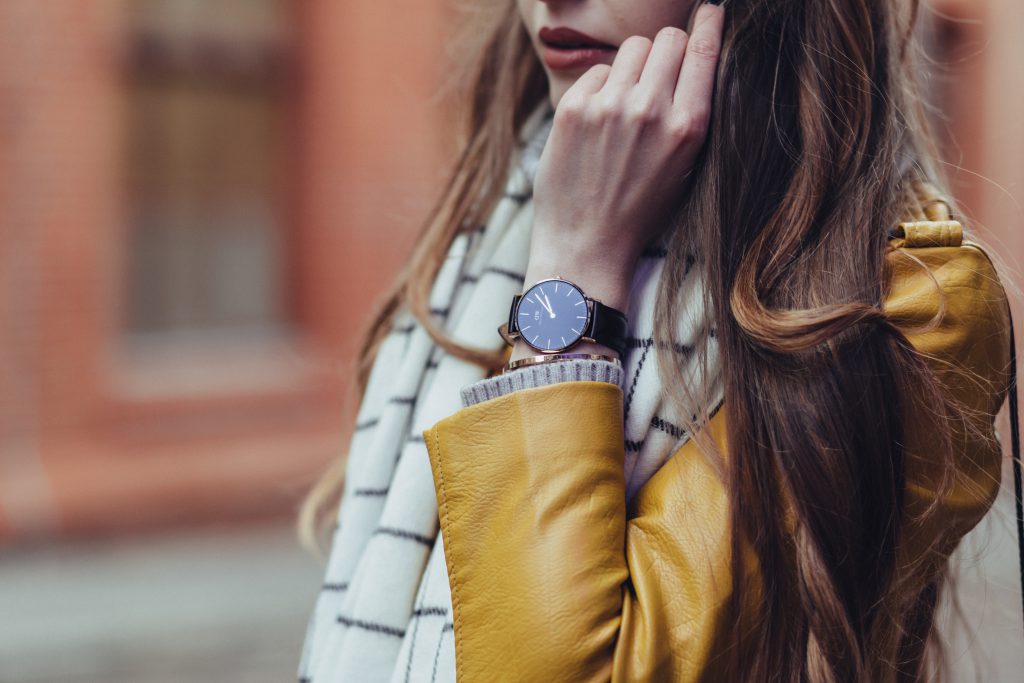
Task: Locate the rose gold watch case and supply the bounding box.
[503,276,596,353]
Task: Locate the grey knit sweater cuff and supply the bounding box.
[460,359,624,407]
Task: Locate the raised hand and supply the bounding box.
[525,3,725,312]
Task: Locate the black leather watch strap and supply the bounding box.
[586,300,628,357]
[507,294,523,335]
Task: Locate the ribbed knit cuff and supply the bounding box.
[460,359,624,407]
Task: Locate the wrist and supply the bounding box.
[522,254,633,313]
[510,255,633,365]
[509,338,621,364]
[528,217,642,280]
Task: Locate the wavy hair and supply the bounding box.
[299,1,978,680]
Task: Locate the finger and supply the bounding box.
[601,35,653,93]
[673,4,724,110]
[564,63,611,100]
[637,26,688,95]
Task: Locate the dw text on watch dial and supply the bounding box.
[516,279,589,352]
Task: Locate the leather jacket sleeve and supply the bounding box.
[421,238,1012,682]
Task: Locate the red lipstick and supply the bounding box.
[538,26,617,71]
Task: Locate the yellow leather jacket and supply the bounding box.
[422,209,1013,681]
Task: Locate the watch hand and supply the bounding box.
[533,293,553,317]
[542,293,556,318]
[534,295,553,317]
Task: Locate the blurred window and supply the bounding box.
[124,0,295,338]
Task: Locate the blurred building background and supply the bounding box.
[0,0,451,680]
[0,0,1020,681]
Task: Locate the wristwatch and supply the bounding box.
[498,277,629,357]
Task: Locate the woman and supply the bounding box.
[297,0,1019,681]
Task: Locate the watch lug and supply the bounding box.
[498,323,518,346]
[584,298,598,338]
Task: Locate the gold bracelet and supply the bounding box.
[503,352,621,374]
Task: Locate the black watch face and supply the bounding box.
[516,279,589,352]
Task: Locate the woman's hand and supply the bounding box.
[525,4,725,312]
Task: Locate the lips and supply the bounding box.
[538,26,615,50]
[537,26,617,71]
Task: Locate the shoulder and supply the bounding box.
[884,221,1013,415]
[883,219,1014,556]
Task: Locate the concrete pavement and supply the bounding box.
[0,520,324,683]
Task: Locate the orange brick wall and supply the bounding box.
[0,0,452,541]
[0,1,128,536]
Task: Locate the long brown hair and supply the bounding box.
[299,0,973,680]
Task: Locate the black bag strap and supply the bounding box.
[1008,305,1023,636]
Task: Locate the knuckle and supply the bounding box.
[657,26,687,43]
[668,112,700,140]
[693,104,711,124]
[689,103,711,126]
[556,93,584,115]
[687,37,720,58]
[590,93,622,121]
[554,98,585,125]
[624,96,660,125]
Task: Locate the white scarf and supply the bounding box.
[297,100,722,683]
